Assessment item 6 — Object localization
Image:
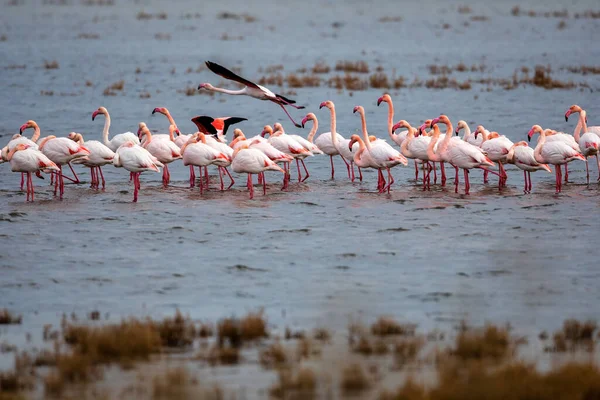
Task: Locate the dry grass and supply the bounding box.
[531,65,575,89]
[311,62,330,74]
[136,11,167,20]
[201,344,240,365]
[452,324,511,361]
[270,367,317,399]
[0,309,22,325]
[151,367,201,399]
[259,341,288,368]
[335,60,370,73]
[328,74,368,91]
[217,310,268,348]
[103,80,125,96]
[313,328,331,342]
[371,317,415,336]
[379,16,402,22]
[394,337,425,367]
[341,364,370,394]
[470,15,489,21]
[564,65,600,75]
[548,319,597,352]
[154,310,196,348]
[43,60,59,70]
[370,72,390,89]
[286,73,320,88]
[458,5,472,14]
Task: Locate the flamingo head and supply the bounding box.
[473,125,485,139]
[527,125,543,142]
[455,120,467,135]
[152,107,167,115]
[91,107,107,121]
[168,124,179,137]
[260,125,273,138]
[19,120,37,134]
[197,83,213,91]
[137,122,149,139]
[273,122,284,133]
[348,134,361,151]
[418,123,428,137]
[301,113,316,128]
[392,120,409,134]
[431,114,448,128]
[232,128,245,140]
[319,100,333,110]
[565,104,582,121]
[377,94,391,106]
[353,105,364,114]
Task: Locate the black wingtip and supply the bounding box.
[297,106,305,110]
[295,123,302,128]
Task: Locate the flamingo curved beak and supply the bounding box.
[352,106,360,114]
[564,110,571,122]
[418,124,427,136]
[91,111,99,121]
[152,108,160,115]
[197,83,207,90]
[392,122,401,133]
[19,124,28,134]
[175,129,181,136]
[376,96,384,106]
[454,128,460,135]
[430,117,440,129]
[260,129,268,138]
[319,101,327,109]
[301,116,309,128]
[527,128,535,142]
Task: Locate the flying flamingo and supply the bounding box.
[506,141,552,193]
[5,144,59,201]
[19,120,82,186]
[112,141,163,202]
[35,132,90,198]
[353,106,407,193]
[318,100,361,181]
[475,127,513,189]
[137,123,182,186]
[180,133,232,194]
[261,125,311,188]
[231,143,286,199]
[67,133,115,189]
[565,105,600,184]
[190,115,247,144]
[198,61,305,127]
[527,125,586,194]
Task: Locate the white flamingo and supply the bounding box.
[506,141,552,193]
[527,125,586,194]
[198,61,304,127]
[92,107,140,151]
[180,133,231,194]
[5,144,59,202]
[272,122,322,182]
[394,120,434,190]
[137,123,182,186]
[36,132,90,199]
[261,125,311,188]
[353,106,407,193]
[1,123,41,189]
[565,105,600,184]
[67,132,115,189]
[475,127,514,189]
[231,144,285,199]
[113,141,163,202]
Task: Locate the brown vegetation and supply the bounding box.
[270,367,317,399]
[43,60,59,70]
[452,324,511,361]
[102,79,125,96]
[371,317,415,336]
[341,364,370,394]
[136,11,167,20]
[548,319,597,352]
[335,60,370,73]
[0,309,22,325]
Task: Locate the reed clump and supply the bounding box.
[549,319,597,352]
[341,363,370,394]
[0,309,22,325]
[270,367,317,399]
[259,341,288,368]
[43,60,59,70]
[311,62,330,74]
[335,60,370,73]
[371,317,415,336]
[452,324,511,361]
[217,310,268,348]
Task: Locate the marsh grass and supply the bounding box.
[0,310,22,325]
[341,364,370,394]
[335,60,370,73]
[270,367,317,399]
[371,317,415,336]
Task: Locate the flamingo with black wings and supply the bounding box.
[198,61,305,128]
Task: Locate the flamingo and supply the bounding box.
[394,120,433,190]
[272,122,322,182]
[377,93,424,180]
[233,129,293,165]
[352,106,407,193]
[231,144,285,199]
[19,120,83,186]
[113,141,163,202]
[318,100,362,181]
[198,61,304,127]
[137,123,182,186]
[36,132,90,199]
[1,125,41,190]
[307,103,349,180]
[92,107,140,151]
[527,125,586,194]
[429,119,496,195]
[457,120,485,147]
[261,125,311,188]
[180,133,231,194]
[67,133,115,189]
[475,127,513,189]
[565,105,600,184]
[535,126,580,183]
[190,115,247,144]
[5,144,59,201]
[506,141,552,193]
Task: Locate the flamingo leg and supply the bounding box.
[296,158,302,182]
[423,162,430,191]
[596,155,600,181]
[20,173,24,191]
[340,156,351,180]
[262,172,267,195]
[523,170,527,194]
[414,160,419,181]
[330,155,335,179]
[276,103,303,128]
[204,166,209,188]
[98,167,105,189]
[29,172,34,202]
[248,174,254,199]
[357,166,363,181]
[67,162,80,184]
[528,171,532,192]
[441,162,446,186]
[132,173,139,202]
[50,171,54,186]
[483,169,489,184]
[555,164,561,194]
[199,166,204,195]
[350,161,356,182]
[189,165,195,187]
[386,168,394,193]
[301,159,310,182]
[564,163,569,183]
[464,169,470,195]
[585,159,590,185]
[454,166,459,193]
[432,162,438,184]
[224,167,235,190]
[218,167,224,191]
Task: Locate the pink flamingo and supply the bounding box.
[1,125,41,190]
[67,133,115,190]
[475,128,513,189]
[180,133,231,194]
[565,105,600,184]
[231,144,286,199]
[394,120,434,190]
[137,123,182,186]
[527,125,586,194]
[198,61,304,127]
[261,125,311,189]
[5,144,59,201]
[506,141,552,193]
[113,141,163,202]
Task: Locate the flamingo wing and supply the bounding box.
[205,61,260,89]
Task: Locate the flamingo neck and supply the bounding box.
[359,111,372,151]
[574,111,587,142]
[102,113,111,146]
[6,146,21,161]
[307,119,318,143]
[533,130,545,161]
[400,129,415,158]
[479,130,490,143]
[354,137,366,161]
[462,125,472,142]
[329,106,337,145]
[30,125,41,143]
[208,86,246,96]
[163,110,177,128]
[38,135,56,151]
[143,130,152,146]
[427,132,441,162]
[199,133,207,144]
[385,102,394,140]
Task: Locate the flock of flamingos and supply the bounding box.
[1,62,599,202]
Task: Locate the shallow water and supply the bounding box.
[1,0,600,361]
